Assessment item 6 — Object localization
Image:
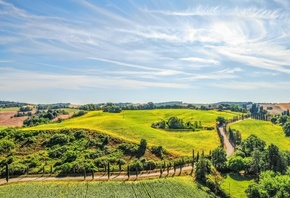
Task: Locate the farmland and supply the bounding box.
[0,176,214,198]
[229,119,290,151]
[25,109,241,155]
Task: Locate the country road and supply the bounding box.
[219,126,235,157]
[0,166,194,185]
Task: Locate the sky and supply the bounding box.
[0,0,290,104]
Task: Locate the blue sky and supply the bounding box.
[0,0,290,104]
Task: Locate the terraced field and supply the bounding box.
[229,119,290,151]
[0,177,214,198]
[25,109,240,156]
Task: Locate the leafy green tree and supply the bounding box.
[228,156,245,173]
[264,144,287,174]
[246,171,290,198]
[211,147,227,171]
[167,116,184,129]
[216,116,226,126]
[283,122,290,136]
[241,134,265,156]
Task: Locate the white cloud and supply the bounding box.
[179,57,220,65]
[212,81,290,90]
[0,67,189,91]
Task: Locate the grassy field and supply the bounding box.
[229,119,290,151]
[221,174,254,198]
[0,177,214,198]
[25,109,240,156]
[0,107,19,112]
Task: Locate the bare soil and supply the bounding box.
[260,103,290,115]
[0,111,26,127]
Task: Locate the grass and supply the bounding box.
[0,177,214,198]
[0,107,19,112]
[221,173,254,198]
[229,119,290,151]
[25,109,240,156]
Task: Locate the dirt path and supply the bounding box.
[0,166,194,185]
[219,126,234,157]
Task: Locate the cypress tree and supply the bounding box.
[127,165,130,178]
[5,164,9,182]
[173,162,176,173]
[107,162,110,179]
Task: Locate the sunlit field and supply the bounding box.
[26,109,240,156]
[229,119,290,151]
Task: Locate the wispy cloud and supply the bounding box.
[0,67,189,91]
[144,6,288,20]
[213,81,290,90]
[0,0,290,102]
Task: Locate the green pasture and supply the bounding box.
[0,177,214,198]
[221,173,254,198]
[25,109,240,156]
[229,119,290,151]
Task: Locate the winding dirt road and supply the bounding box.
[219,126,235,157]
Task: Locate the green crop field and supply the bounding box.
[229,119,290,151]
[221,174,254,198]
[0,177,214,198]
[25,109,240,156]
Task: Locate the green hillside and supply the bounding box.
[229,119,290,151]
[26,109,240,156]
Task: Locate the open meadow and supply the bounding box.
[25,109,240,156]
[0,176,214,198]
[221,174,254,198]
[229,119,290,151]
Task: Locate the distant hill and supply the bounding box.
[0,100,28,108]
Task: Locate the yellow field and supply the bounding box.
[26,109,240,156]
[229,119,290,151]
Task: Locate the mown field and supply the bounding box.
[229,119,290,151]
[0,177,214,198]
[25,109,240,156]
[0,107,19,112]
[221,174,254,198]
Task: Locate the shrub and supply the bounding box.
[49,146,68,158]
[0,139,14,154]
[74,130,86,139]
[151,146,164,159]
[118,143,138,155]
[47,134,69,146]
